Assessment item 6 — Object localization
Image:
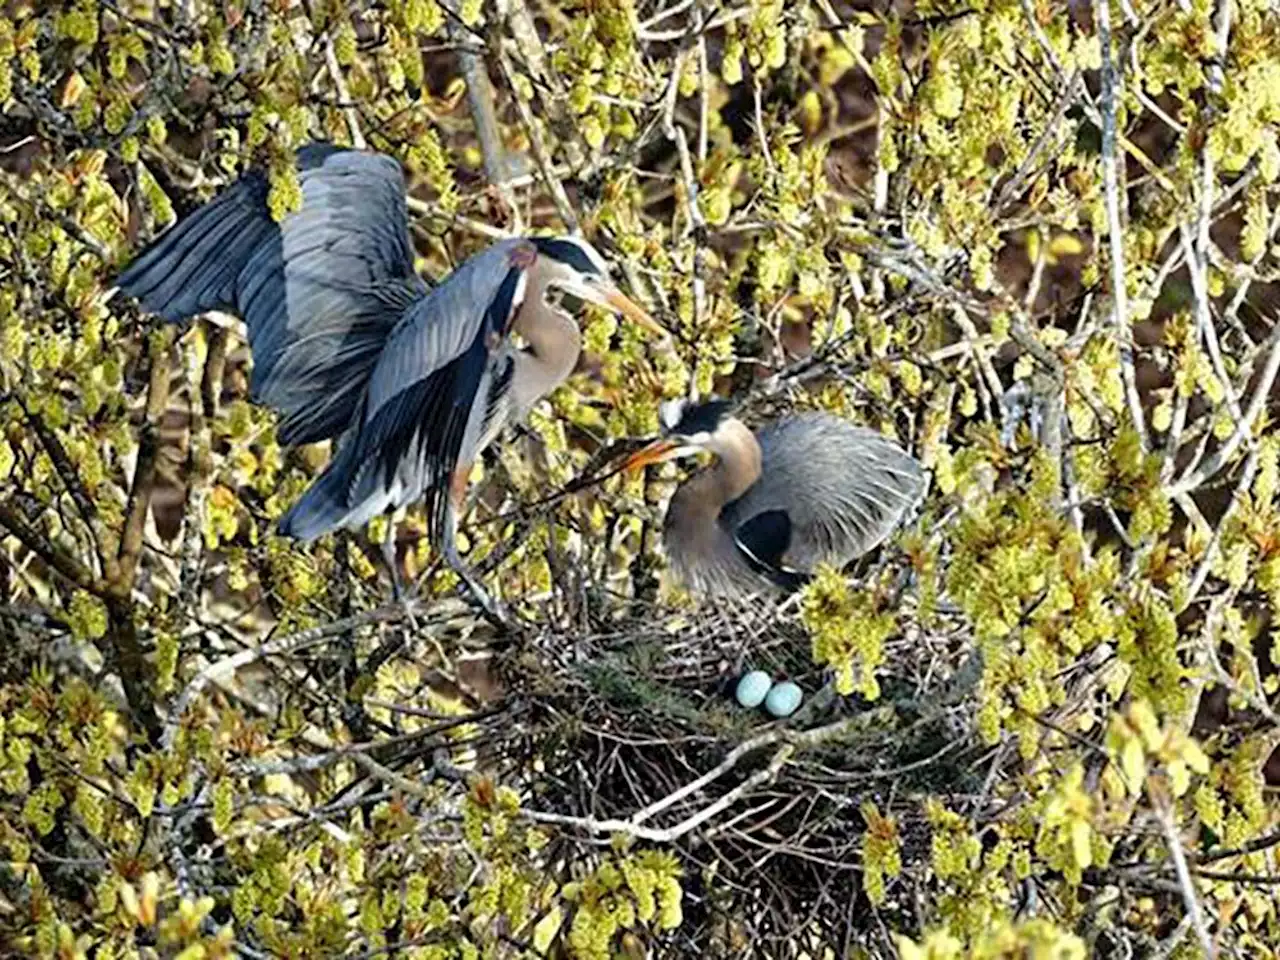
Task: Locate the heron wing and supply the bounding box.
[731,510,810,592]
[314,248,530,544]
[115,143,428,445]
[721,413,925,572]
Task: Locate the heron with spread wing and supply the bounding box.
[114,143,668,623]
[622,398,926,599]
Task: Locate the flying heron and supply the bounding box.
[622,398,926,599]
[114,142,669,623]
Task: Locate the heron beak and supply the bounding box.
[621,438,684,471]
[599,285,671,344]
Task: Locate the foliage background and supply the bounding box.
[2,0,1280,956]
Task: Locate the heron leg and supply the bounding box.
[444,468,512,630]
[444,536,511,629]
[381,518,420,631]
[381,521,404,599]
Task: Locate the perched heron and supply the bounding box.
[622,398,926,599]
[114,142,669,622]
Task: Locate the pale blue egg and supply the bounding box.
[735,671,773,708]
[764,681,803,718]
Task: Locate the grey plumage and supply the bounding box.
[116,145,525,549]
[278,240,531,545]
[631,403,926,600]
[722,414,926,570]
[117,144,426,448]
[115,143,669,622]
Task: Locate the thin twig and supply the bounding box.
[0,500,98,592]
[322,31,366,150]
[1180,446,1258,611]
[495,44,577,232]
[695,4,709,163]
[1153,787,1217,959]
[523,747,793,842]
[1194,828,1280,864]
[405,196,510,240]
[632,727,781,824]
[1169,320,1280,496]
[752,78,774,172]
[162,603,411,749]
[1180,228,1246,428]
[662,49,707,336]
[1096,0,1147,452]
[523,714,875,842]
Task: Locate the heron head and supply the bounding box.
[531,236,669,343]
[622,397,738,470]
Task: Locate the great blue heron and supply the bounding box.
[114,142,669,623]
[622,398,926,599]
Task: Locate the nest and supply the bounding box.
[472,556,986,957]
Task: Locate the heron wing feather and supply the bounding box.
[731,510,810,592]
[329,252,528,544]
[721,414,925,571]
[359,241,527,421]
[116,143,428,446]
[342,334,488,545]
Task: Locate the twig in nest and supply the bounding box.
[521,714,883,842]
[523,746,793,843]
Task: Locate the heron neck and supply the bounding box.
[671,423,763,527]
[711,421,763,505]
[510,295,581,413]
[664,425,765,595]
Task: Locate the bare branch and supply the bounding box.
[448,15,521,226]
[1152,786,1217,959]
[322,32,365,150]
[495,44,577,232]
[0,500,99,593]
[1169,319,1280,497]
[114,331,172,594]
[1096,0,1147,452]
[162,602,419,749]
[522,715,878,842]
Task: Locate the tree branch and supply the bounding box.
[495,43,577,232]
[161,601,418,749]
[449,15,521,225]
[322,31,366,150]
[1169,319,1280,497]
[521,714,881,842]
[1096,0,1147,452]
[0,500,98,593]
[114,331,172,593]
[1152,785,1217,959]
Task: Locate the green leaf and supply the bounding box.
[532,904,563,954]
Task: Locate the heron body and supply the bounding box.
[625,400,926,600]
[115,143,667,622]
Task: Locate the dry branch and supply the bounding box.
[1095,0,1147,453]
